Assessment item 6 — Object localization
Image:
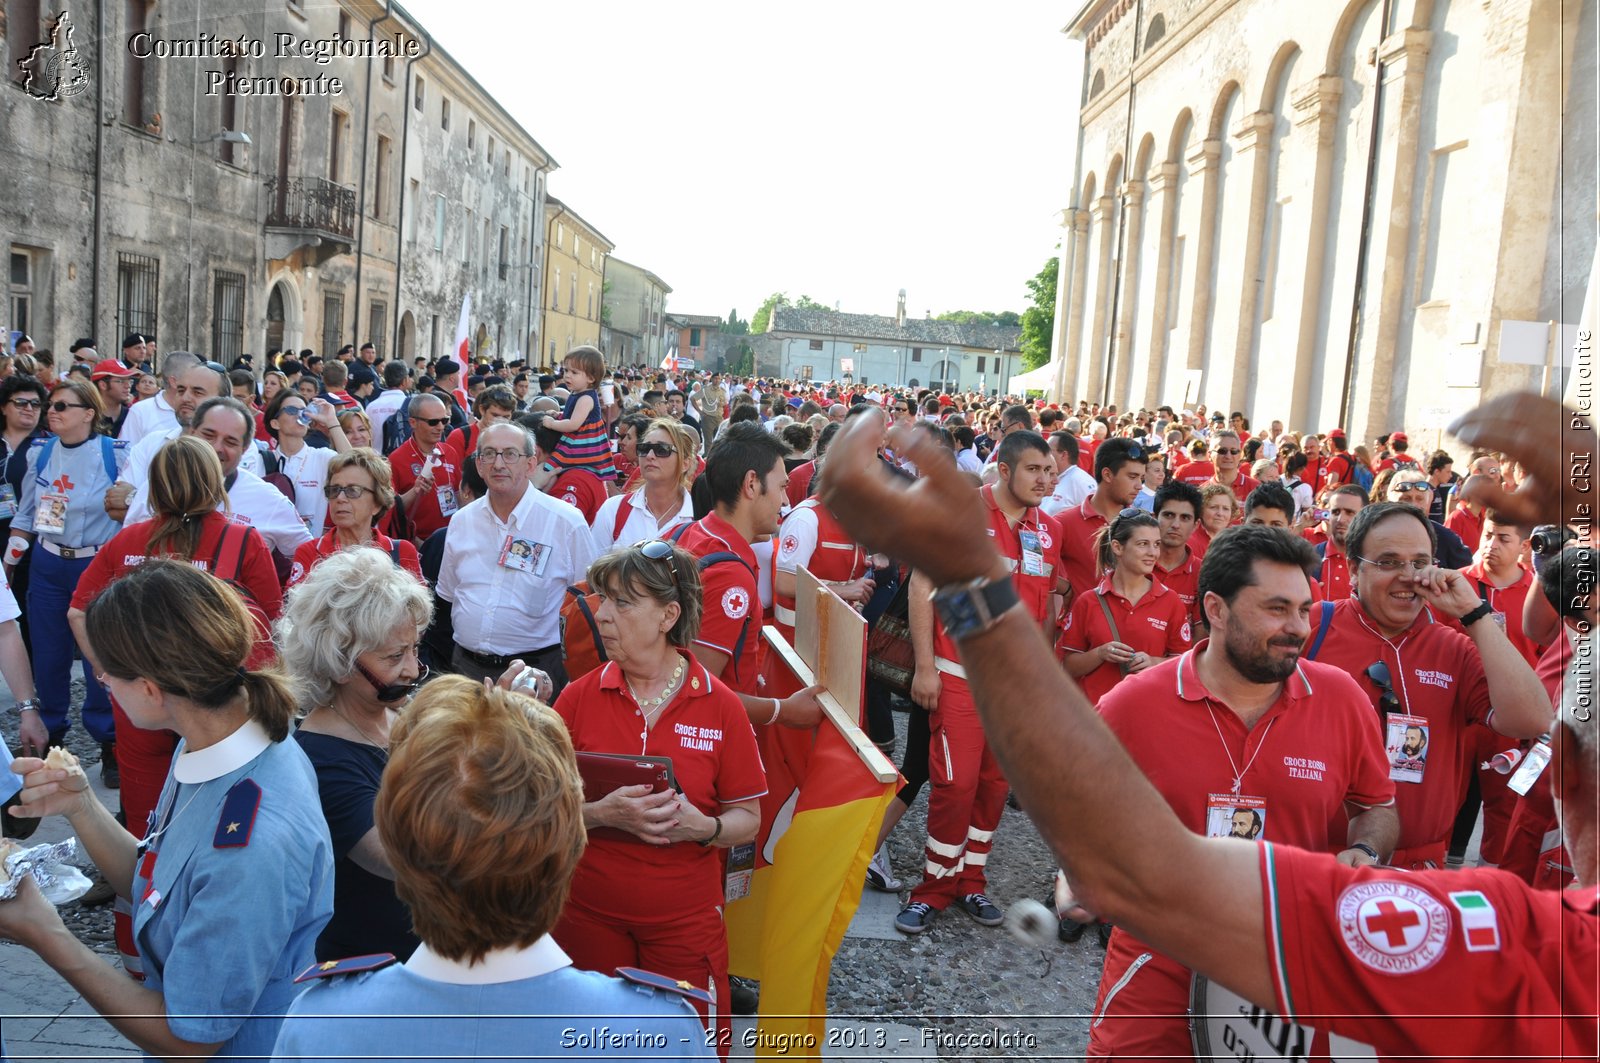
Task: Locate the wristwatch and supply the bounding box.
[13,697,39,714]
[930,574,1021,641]
[1349,841,1382,863]
[1458,601,1495,627]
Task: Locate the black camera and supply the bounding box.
[1530,524,1577,556]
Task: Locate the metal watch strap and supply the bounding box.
[13,698,39,714]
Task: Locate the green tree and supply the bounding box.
[750,291,788,335]
[722,309,748,335]
[726,343,754,376]
[1019,256,1058,371]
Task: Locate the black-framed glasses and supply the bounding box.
[9,398,40,409]
[324,483,375,500]
[49,401,91,413]
[475,447,530,465]
[635,538,681,588]
[636,442,678,459]
[412,415,450,427]
[1365,661,1403,717]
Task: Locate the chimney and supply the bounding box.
[896,289,906,328]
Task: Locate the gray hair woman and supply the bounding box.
[277,546,433,961]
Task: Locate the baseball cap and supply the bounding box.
[91,358,138,379]
[1327,428,1347,441]
[1391,431,1408,445]
[121,333,146,350]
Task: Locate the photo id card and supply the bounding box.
[1018,529,1046,577]
[498,536,549,576]
[1385,713,1430,783]
[1508,738,1552,796]
[1206,793,1267,841]
[34,492,68,534]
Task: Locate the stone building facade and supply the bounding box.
[541,196,613,365]
[1,0,553,368]
[601,256,671,367]
[1051,0,1595,441]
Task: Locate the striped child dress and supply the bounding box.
[549,388,616,481]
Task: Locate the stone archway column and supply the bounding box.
[1183,140,1223,400]
[1058,209,1092,401]
[1286,74,1344,432]
[1229,111,1279,418]
[1084,194,1118,403]
[1109,179,1147,409]
[1140,162,1181,408]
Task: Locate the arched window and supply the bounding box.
[1145,14,1166,49]
[1089,69,1107,99]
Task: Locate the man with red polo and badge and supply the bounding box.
[1087,525,1397,1058]
[1305,502,1553,869]
[896,429,1064,935]
[1152,480,1205,628]
[389,393,461,545]
[1313,485,1366,601]
[1174,429,1258,507]
[1322,429,1361,488]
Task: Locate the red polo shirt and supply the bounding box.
[1175,460,1216,487]
[676,513,762,694]
[1305,598,1494,855]
[551,468,606,523]
[1220,469,1260,505]
[785,460,816,507]
[932,486,1061,667]
[1261,845,1597,1061]
[1056,494,1112,600]
[1089,648,1395,1059]
[388,438,461,541]
[1446,506,1485,557]
[1459,562,1543,668]
[1056,576,1192,703]
[554,654,766,908]
[287,530,423,588]
[1188,524,1215,560]
[1154,549,1203,628]
[1318,545,1353,600]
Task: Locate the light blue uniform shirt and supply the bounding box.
[134,721,333,1059]
[274,937,712,1062]
[14,435,126,547]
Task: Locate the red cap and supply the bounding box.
[1391,431,1408,444]
[90,359,138,379]
[1327,428,1347,440]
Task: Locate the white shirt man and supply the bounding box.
[436,423,596,684]
[118,381,184,443]
[121,423,264,510]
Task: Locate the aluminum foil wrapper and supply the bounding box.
[0,838,92,904]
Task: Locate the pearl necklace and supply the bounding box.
[628,657,686,723]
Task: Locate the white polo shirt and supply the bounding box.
[117,392,178,443]
[589,486,694,557]
[436,483,596,654]
[274,442,338,534]
[364,388,407,441]
[1041,465,1096,516]
[121,426,265,516]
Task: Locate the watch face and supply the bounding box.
[938,592,983,636]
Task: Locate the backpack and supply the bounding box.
[559,522,757,684]
[36,435,121,484]
[1354,463,1375,491]
[382,395,415,455]
[255,444,296,505]
[205,519,272,631]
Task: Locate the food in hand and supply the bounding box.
[43,747,79,771]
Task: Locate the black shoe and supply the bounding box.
[1058,916,1088,943]
[895,901,936,935]
[100,742,119,790]
[1096,921,1113,948]
[729,976,759,1015]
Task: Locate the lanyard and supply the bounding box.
[1205,703,1277,795]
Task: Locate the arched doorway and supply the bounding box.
[398,311,416,363]
[930,358,960,393]
[473,323,490,362]
[265,284,287,354]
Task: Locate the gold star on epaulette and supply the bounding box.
[226,822,241,833]
[320,961,339,970]
[677,979,692,990]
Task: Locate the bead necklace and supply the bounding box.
[628,657,686,732]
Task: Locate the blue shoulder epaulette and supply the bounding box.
[213,778,261,848]
[294,953,398,984]
[615,966,714,1005]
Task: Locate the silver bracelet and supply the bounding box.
[14,697,40,714]
[765,698,782,726]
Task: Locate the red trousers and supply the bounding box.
[555,891,729,1057]
[1086,931,1191,1058]
[910,675,1007,909]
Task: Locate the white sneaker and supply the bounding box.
[865,844,903,892]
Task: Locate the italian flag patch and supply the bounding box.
[1448,890,1501,952]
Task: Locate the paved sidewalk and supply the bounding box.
[1,940,135,1060]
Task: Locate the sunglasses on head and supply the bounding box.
[636,442,678,459]
[635,538,682,587]
[1394,481,1429,493]
[1365,661,1402,717]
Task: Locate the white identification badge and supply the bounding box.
[1018,529,1046,578]
[435,485,458,516]
[498,536,548,575]
[0,483,16,521]
[1507,739,1552,796]
[1206,793,1267,840]
[1385,713,1430,783]
[724,842,755,902]
[34,492,68,534]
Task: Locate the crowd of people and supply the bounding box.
[0,328,1591,1060]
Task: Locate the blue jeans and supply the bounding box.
[28,547,113,743]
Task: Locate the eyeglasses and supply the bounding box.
[323,483,375,500]
[636,442,678,459]
[9,399,40,409]
[635,538,681,587]
[1393,481,1430,493]
[1213,447,1241,456]
[475,447,530,465]
[412,416,450,427]
[1354,556,1432,573]
[1365,661,1403,717]
[49,401,91,413]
